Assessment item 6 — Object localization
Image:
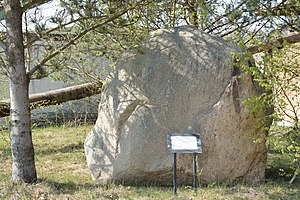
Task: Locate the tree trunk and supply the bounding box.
[185,0,198,27]
[4,0,37,182]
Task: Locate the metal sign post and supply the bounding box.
[173,153,177,194]
[167,133,202,195]
[193,153,198,193]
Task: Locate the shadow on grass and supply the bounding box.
[266,152,296,182]
[35,142,84,156]
[36,177,105,195]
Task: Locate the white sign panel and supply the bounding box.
[171,136,198,150]
[167,133,202,153]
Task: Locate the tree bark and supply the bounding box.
[0,82,103,118]
[4,0,37,182]
[185,0,198,27]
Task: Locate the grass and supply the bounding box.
[0,123,300,199]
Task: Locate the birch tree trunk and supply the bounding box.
[4,0,37,182]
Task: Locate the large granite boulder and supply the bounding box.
[84,26,268,185]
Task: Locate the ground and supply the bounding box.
[0,123,299,199]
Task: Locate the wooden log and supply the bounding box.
[247,33,300,54]
[0,82,102,118]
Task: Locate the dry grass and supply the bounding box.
[0,124,300,199]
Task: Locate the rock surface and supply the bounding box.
[84,26,268,185]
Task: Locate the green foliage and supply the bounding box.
[267,127,300,191]
[242,40,300,183]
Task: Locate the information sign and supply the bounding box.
[167,133,202,153]
[167,133,202,194]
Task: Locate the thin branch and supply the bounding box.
[243,20,270,45]
[205,0,248,32]
[28,5,137,78]
[220,17,264,37]
[25,15,109,47]
[256,2,300,17]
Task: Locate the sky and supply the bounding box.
[27,0,63,29]
[36,0,61,17]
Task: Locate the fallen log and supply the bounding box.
[0,82,103,118]
[247,33,300,54]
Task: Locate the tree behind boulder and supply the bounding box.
[84,26,268,185]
